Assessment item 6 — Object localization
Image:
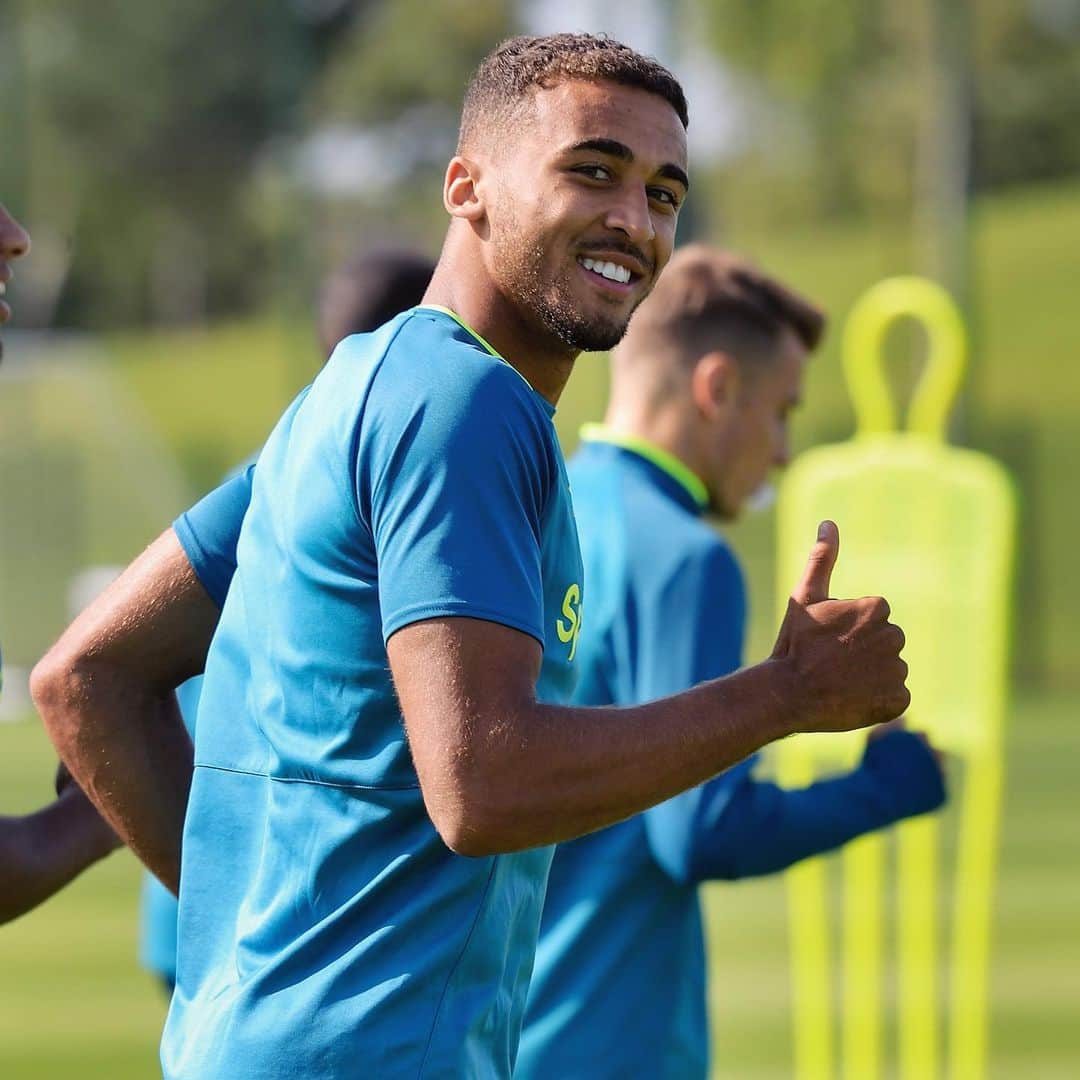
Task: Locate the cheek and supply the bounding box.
[743,418,776,473]
[653,218,679,271]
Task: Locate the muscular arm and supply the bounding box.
[0,787,119,924]
[390,617,797,855]
[389,526,909,857]
[30,529,220,894]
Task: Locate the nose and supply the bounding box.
[0,205,32,262]
[603,183,654,250]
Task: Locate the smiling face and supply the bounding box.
[482,79,688,354]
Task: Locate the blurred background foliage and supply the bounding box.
[4,0,1078,327]
[3,0,1078,686]
[1,2,1078,1075]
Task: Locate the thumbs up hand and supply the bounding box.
[772,521,910,734]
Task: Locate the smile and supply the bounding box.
[577,257,633,285]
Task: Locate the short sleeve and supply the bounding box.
[359,361,554,647]
[173,464,255,609]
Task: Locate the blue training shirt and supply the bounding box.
[139,461,256,988]
[160,307,583,1079]
[516,430,946,1080]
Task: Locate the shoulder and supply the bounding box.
[363,311,557,461]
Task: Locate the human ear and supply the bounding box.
[443,156,486,222]
[691,351,738,421]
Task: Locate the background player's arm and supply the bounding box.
[388,522,910,857]
[630,544,945,883]
[646,726,945,883]
[0,785,119,924]
[30,530,218,894]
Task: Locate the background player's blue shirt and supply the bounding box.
[160,307,583,1079]
[139,461,256,988]
[517,431,945,1080]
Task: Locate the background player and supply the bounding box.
[517,245,946,1078]
[33,35,910,1078]
[137,246,435,994]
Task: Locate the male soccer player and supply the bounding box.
[0,204,119,923]
[517,246,947,1078]
[137,247,435,994]
[33,35,911,1078]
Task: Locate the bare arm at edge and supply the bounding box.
[0,787,120,924]
[30,528,220,894]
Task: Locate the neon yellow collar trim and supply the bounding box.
[419,305,545,398]
[579,423,710,509]
[420,305,502,358]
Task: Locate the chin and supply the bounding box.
[540,296,631,353]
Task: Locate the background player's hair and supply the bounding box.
[458,33,688,152]
[629,245,826,377]
[317,248,435,357]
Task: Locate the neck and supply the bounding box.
[602,403,702,478]
[422,233,578,406]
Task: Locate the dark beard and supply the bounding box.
[527,280,630,353]
[495,232,636,354]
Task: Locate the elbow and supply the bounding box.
[650,825,743,886]
[422,771,535,858]
[30,647,88,752]
[432,813,503,858]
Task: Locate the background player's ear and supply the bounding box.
[691,351,738,421]
[443,156,486,222]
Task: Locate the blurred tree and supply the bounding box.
[702,0,1080,218]
[314,0,514,124]
[11,0,370,328]
[701,0,921,218]
[973,0,1080,189]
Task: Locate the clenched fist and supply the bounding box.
[773,520,910,734]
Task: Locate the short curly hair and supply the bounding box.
[459,33,688,151]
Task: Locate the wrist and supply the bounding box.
[755,656,803,741]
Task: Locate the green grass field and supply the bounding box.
[2,688,1076,1077]
[1,176,1078,1075]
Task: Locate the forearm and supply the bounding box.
[688,773,902,881]
[677,730,947,881]
[0,791,118,924]
[423,658,798,855]
[33,664,192,893]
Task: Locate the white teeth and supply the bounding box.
[579,257,631,284]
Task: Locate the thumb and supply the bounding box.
[791,520,839,605]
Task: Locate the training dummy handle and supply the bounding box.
[843,276,967,442]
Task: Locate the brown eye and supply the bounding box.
[574,164,612,182]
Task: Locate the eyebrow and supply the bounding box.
[565,138,690,193]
